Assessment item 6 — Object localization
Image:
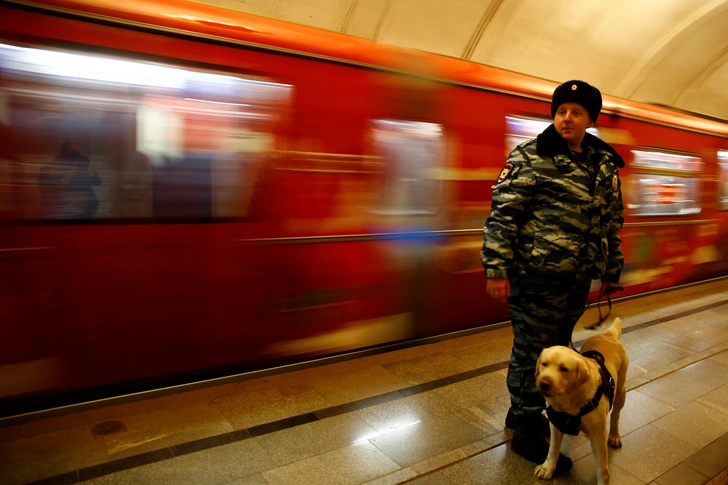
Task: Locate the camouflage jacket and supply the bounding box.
[481,124,625,282]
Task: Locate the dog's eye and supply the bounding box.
[559,366,569,373]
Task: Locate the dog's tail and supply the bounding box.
[603,317,622,339]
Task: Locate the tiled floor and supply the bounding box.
[2,278,728,485]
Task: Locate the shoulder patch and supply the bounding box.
[497,162,515,183]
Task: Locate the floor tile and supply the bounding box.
[82,438,274,485]
[260,441,400,485]
[653,463,710,485]
[610,423,699,482]
[405,470,459,484]
[212,386,331,430]
[699,383,728,414]
[0,424,109,485]
[356,340,459,369]
[625,364,649,382]
[0,387,241,444]
[353,391,461,434]
[78,448,173,482]
[360,467,417,485]
[707,468,728,485]
[255,414,379,466]
[381,352,475,385]
[557,433,595,463]
[223,474,270,485]
[711,350,728,366]
[447,329,514,368]
[455,403,508,436]
[368,413,486,467]
[429,370,508,412]
[636,359,728,408]
[682,432,728,478]
[306,365,411,406]
[627,341,691,375]
[549,455,645,485]
[318,441,401,484]
[262,359,361,388]
[439,443,536,485]
[617,390,675,436]
[658,321,728,354]
[102,402,234,459]
[650,401,728,449]
[254,413,378,466]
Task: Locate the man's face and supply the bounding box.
[553,102,594,150]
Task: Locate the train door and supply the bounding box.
[256,115,449,357]
[364,118,446,338]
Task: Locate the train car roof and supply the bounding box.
[3,0,728,138]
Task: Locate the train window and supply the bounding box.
[367,119,444,215]
[505,116,599,155]
[719,151,728,211]
[0,42,291,221]
[506,117,548,154]
[626,149,702,216]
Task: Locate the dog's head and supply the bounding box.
[535,345,590,398]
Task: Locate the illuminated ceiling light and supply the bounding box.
[2,43,184,89]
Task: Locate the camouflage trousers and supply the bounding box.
[506,274,591,419]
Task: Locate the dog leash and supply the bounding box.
[568,284,624,350]
[583,284,623,330]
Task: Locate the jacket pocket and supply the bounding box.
[526,236,582,275]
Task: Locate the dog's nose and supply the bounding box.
[538,380,551,392]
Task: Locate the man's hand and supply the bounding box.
[487,278,511,304]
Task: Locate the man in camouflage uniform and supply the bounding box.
[480,80,625,471]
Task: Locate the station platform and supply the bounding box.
[2,278,728,485]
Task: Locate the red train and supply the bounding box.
[1,0,728,415]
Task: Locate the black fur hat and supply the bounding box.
[551,80,602,123]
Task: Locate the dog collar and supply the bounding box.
[546,350,616,436]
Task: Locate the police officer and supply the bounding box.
[480,80,625,471]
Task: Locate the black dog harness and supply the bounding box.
[545,350,616,436]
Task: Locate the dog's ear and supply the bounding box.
[574,357,590,390]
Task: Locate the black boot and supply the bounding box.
[511,414,572,473]
[505,406,550,438]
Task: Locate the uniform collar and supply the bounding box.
[536,124,625,169]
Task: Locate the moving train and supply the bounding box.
[1,0,728,417]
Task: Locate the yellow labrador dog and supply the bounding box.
[534,317,628,485]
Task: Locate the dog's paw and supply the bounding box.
[535,464,555,480]
[608,435,622,448]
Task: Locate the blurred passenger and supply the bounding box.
[0,120,19,219]
[480,81,625,471]
[66,152,101,218]
[39,141,100,219]
[39,141,77,218]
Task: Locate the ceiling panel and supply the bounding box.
[197,0,354,31]
[373,0,492,57]
[193,0,728,121]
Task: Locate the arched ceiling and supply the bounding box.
[195,0,728,122]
